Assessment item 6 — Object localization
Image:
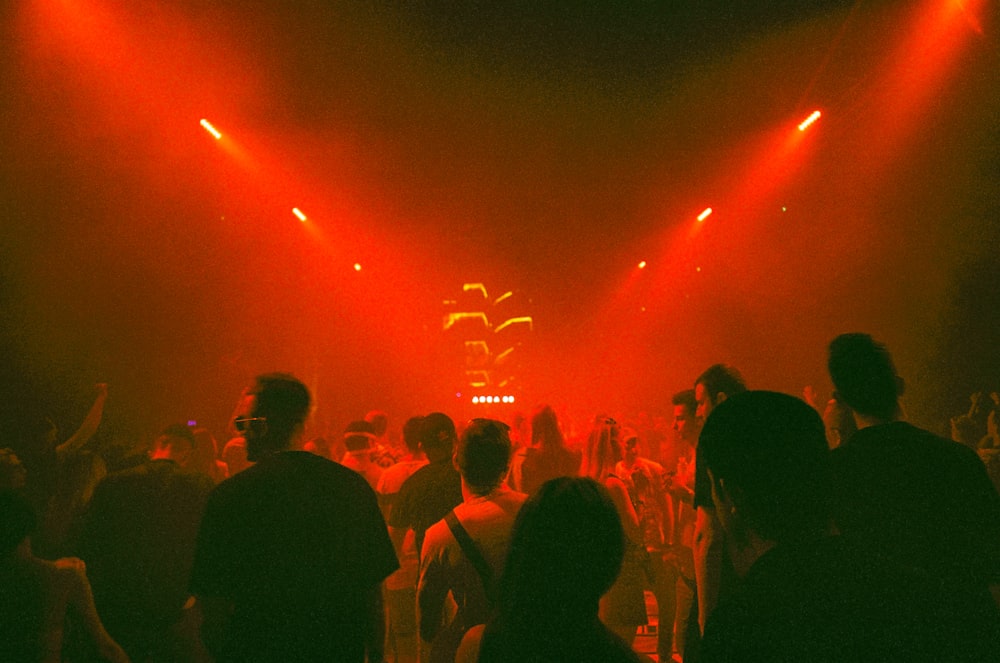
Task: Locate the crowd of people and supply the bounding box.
[2,332,999,662]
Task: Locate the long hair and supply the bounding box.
[580,416,620,482]
[530,405,566,452]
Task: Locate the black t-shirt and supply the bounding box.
[831,421,1000,586]
[190,451,398,662]
[702,536,1000,662]
[387,459,463,555]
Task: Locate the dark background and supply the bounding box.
[2,0,997,443]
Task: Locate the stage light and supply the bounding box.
[200,119,222,140]
[354,263,362,272]
[292,208,307,222]
[698,208,713,222]
[509,396,515,404]
[798,111,821,131]
[638,260,647,269]
[472,396,480,404]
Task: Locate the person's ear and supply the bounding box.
[715,392,728,406]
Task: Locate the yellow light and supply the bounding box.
[292,208,307,222]
[200,119,222,140]
[638,260,647,269]
[353,263,362,272]
[798,110,821,131]
[698,208,713,222]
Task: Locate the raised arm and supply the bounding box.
[55,383,108,462]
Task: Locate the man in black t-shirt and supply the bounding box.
[387,413,464,559]
[190,374,398,662]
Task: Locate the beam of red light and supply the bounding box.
[797,111,821,131]
[200,119,222,140]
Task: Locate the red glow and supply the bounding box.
[797,110,821,131]
[698,207,713,222]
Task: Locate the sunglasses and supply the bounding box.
[234,416,267,434]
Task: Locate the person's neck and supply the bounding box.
[853,409,902,430]
[461,478,505,502]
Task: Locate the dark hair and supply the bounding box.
[498,477,624,622]
[419,412,457,457]
[0,490,36,555]
[158,423,196,449]
[401,416,424,454]
[365,410,388,437]
[530,404,565,452]
[457,419,513,493]
[251,373,311,447]
[672,389,697,413]
[698,391,832,543]
[343,420,376,452]
[695,364,747,403]
[827,333,900,421]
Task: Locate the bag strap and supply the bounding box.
[444,510,496,605]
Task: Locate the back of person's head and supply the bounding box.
[699,391,832,544]
[499,477,624,620]
[419,412,457,462]
[672,389,697,413]
[530,404,564,451]
[0,490,36,556]
[456,419,513,494]
[155,423,196,450]
[401,415,425,454]
[827,333,901,421]
[344,420,376,453]
[251,373,311,449]
[695,364,747,402]
[365,410,389,438]
[581,416,620,482]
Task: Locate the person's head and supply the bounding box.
[695,364,747,422]
[699,391,832,557]
[499,477,624,620]
[401,415,425,455]
[621,427,640,464]
[581,416,621,482]
[344,420,376,453]
[672,389,700,446]
[530,404,565,451]
[365,410,389,438]
[237,373,312,462]
[150,424,197,465]
[0,448,27,492]
[419,412,457,463]
[455,418,513,495]
[827,333,903,422]
[0,490,36,556]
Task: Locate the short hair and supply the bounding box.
[456,419,513,493]
[695,364,747,403]
[365,410,389,437]
[672,389,697,413]
[157,423,196,449]
[251,373,311,447]
[698,391,832,543]
[419,412,457,456]
[0,490,36,556]
[827,333,899,420]
[401,416,425,454]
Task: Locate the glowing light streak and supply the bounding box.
[200,119,222,140]
[444,312,490,330]
[797,111,821,131]
[463,283,488,299]
[494,317,533,334]
[495,347,514,363]
[638,261,647,269]
[697,208,713,222]
[494,291,514,305]
[292,208,307,222]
